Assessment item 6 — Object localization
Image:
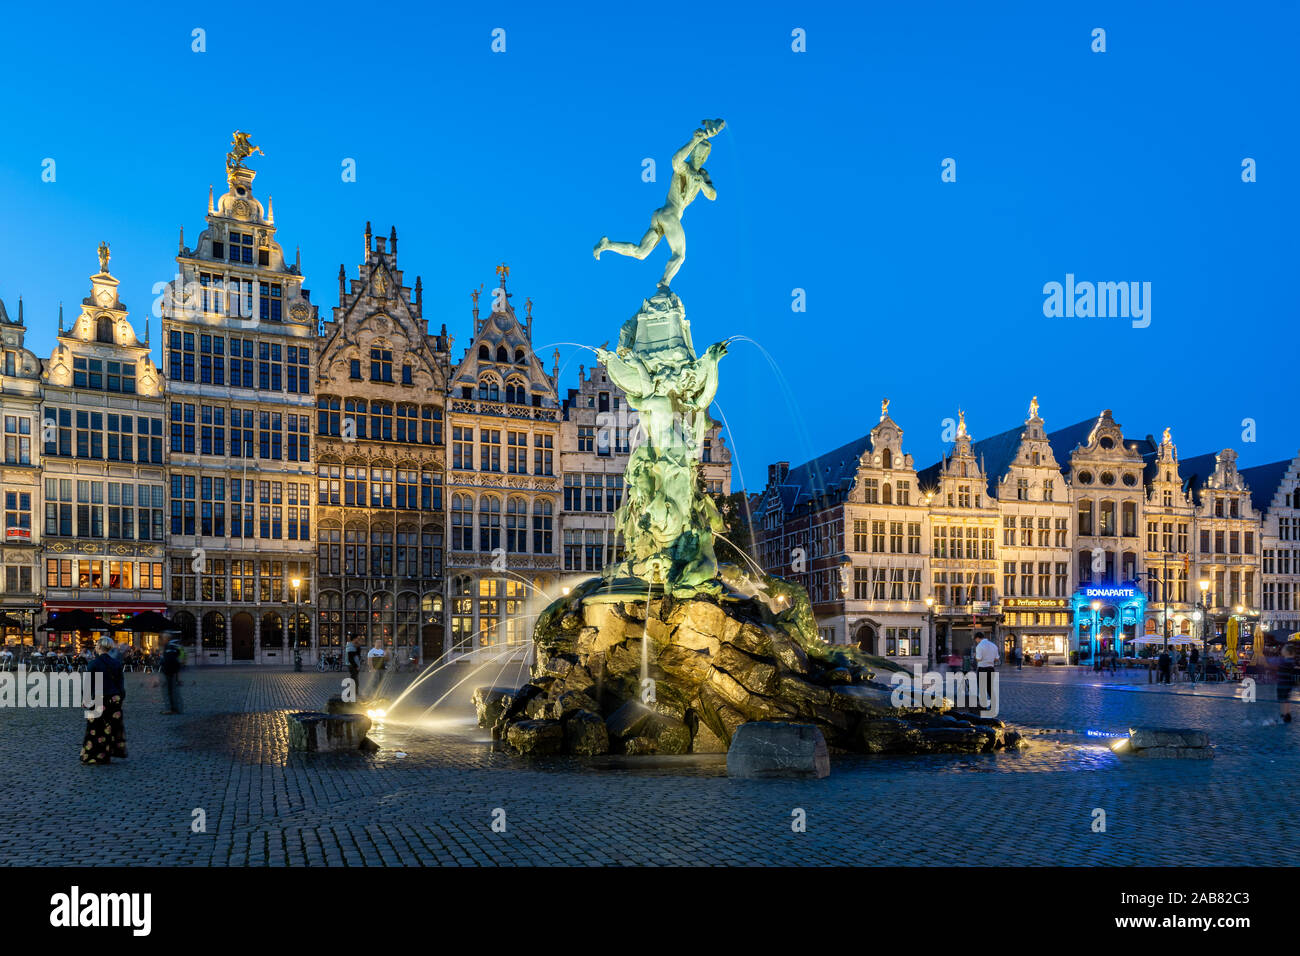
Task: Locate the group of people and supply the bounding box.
[1153,646,1202,684]
[80,635,187,766]
[343,636,393,698]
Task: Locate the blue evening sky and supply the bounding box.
[1,0,1295,492]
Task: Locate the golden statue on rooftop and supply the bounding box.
[97,241,110,274]
[226,131,264,172]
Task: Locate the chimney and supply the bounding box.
[768,461,790,486]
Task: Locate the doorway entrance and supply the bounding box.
[232,612,255,661]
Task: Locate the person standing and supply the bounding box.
[366,638,387,698]
[1157,648,1172,684]
[973,632,999,710]
[81,637,126,765]
[345,636,362,693]
[159,636,184,714]
[1189,646,1200,683]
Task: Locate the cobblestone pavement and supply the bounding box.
[1,661,1296,866]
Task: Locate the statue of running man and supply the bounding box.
[594,119,725,290]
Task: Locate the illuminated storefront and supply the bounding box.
[1071,583,1147,661]
[1003,597,1070,660]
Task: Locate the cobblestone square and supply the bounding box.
[1,664,1295,866]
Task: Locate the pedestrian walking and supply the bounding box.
[1276,642,1298,724]
[81,637,126,765]
[159,636,184,714]
[973,632,999,710]
[1189,646,1200,683]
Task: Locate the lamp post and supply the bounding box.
[925,596,935,668]
[291,577,303,672]
[1090,599,1102,667]
[1198,578,1210,680]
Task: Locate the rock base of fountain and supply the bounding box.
[483,567,1027,757]
[288,712,377,752]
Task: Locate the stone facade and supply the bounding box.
[160,152,319,664]
[1255,453,1300,640]
[994,400,1073,661]
[444,272,562,658]
[39,255,168,640]
[757,403,1293,664]
[0,297,43,640]
[314,224,451,663]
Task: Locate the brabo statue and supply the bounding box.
[485,118,1017,759]
[594,119,725,291]
[590,120,730,594]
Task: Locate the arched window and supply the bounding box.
[451,493,473,550]
[172,611,197,647]
[514,349,526,364]
[882,483,893,505]
[345,591,368,643]
[201,612,226,650]
[882,448,892,469]
[505,377,527,405]
[532,498,553,554]
[477,375,500,402]
[96,315,114,343]
[369,591,394,645]
[478,344,489,360]
[506,497,528,552]
[319,591,342,648]
[261,612,283,648]
[396,592,419,651]
[495,345,508,362]
[450,575,473,653]
[479,495,501,551]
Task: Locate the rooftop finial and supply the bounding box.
[1162,426,1172,445]
[880,397,890,420]
[390,225,398,256]
[496,262,509,288]
[267,195,274,224]
[364,221,372,259]
[957,408,967,437]
[178,225,185,254]
[97,241,110,274]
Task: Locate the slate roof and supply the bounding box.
[767,412,1288,521]
[1240,459,1293,515]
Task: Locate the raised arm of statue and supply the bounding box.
[670,119,726,172]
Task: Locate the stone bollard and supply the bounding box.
[726,721,830,779]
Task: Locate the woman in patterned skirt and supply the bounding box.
[81,636,127,765]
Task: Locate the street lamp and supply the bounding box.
[925,596,935,668]
[1198,578,1210,680]
[1090,599,1102,667]
[291,576,303,672]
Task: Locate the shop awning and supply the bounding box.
[112,611,180,634]
[45,601,168,615]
